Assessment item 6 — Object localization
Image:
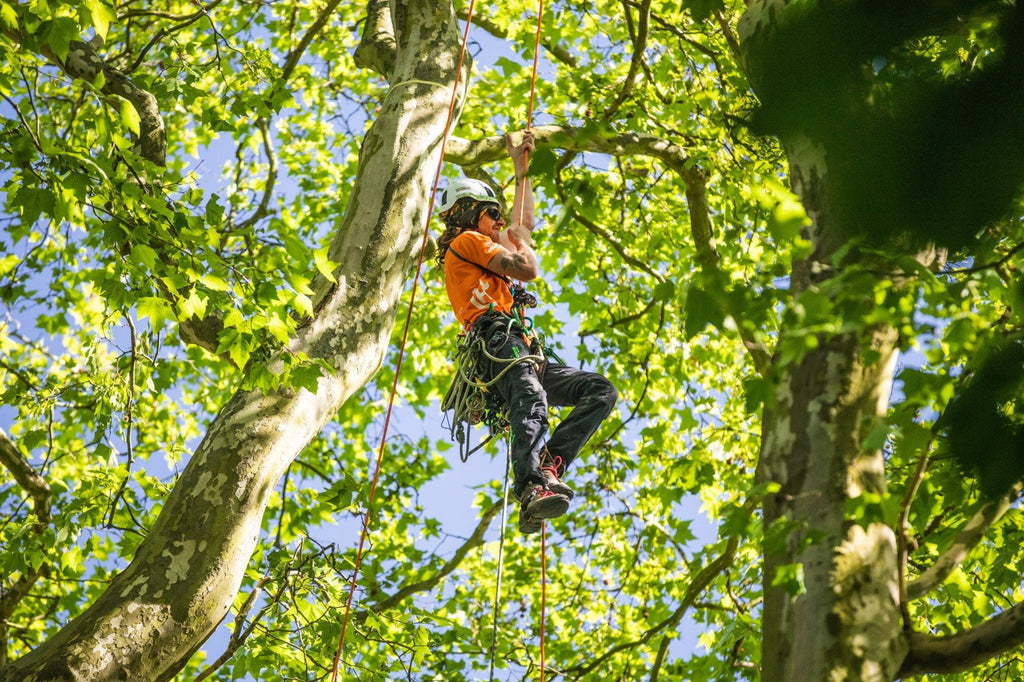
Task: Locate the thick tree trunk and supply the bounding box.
[735,3,912,678]
[0,2,466,680]
[758,322,906,681]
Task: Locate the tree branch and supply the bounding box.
[568,499,752,677]
[60,40,166,167]
[446,126,718,259]
[901,601,1024,676]
[0,426,53,667]
[906,488,1019,600]
[125,0,226,74]
[572,209,666,282]
[603,0,651,118]
[233,118,279,230]
[0,427,51,526]
[365,500,502,615]
[1,25,237,359]
[456,8,578,69]
[447,125,694,176]
[354,0,397,78]
[280,0,345,83]
[897,447,931,626]
[1,21,166,167]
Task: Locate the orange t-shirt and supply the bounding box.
[445,231,514,327]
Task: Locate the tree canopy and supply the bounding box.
[1,0,1024,680]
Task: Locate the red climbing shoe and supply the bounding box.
[539,450,574,500]
[518,484,570,535]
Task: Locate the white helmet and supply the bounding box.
[437,178,499,214]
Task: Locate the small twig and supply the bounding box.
[571,209,666,282]
[897,446,932,630]
[105,312,139,528]
[234,118,279,230]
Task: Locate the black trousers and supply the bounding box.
[478,316,618,498]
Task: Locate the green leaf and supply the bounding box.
[178,290,208,321]
[292,292,313,318]
[205,195,225,226]
[861,420,890,452]
[494,57,522,79]
[290,362,326,393]
[0,2,18,30]
[0,254,19,275]
[129,243,158,270]
[265,315,292,344]
[771,563,806,596]
[120,99,141,136]
[41,17,78,61]
[313,247,337,283]
[136,297,175,329]
[742,376,773,412]
[84,0,115,40]
[684,286,724,338]
[653,279,676,302]
[12,186,55,224]
[200,273,231,292]
[684,0,725,22]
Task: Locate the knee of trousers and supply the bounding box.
[593,376,618,414]
[510,392,549,424]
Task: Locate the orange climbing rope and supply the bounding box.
[527,0,545,131]
[516,0,546,230]
[329,2,549,680]
[328,2,479,680]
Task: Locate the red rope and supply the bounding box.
[526,0,545,132]
[516,0,548,235]
[329,3,478,680]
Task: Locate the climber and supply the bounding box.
[436,130,618,534]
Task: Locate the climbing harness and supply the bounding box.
[440,307,550,462]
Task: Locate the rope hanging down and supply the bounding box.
[330,2,548,679]
[329,1,479,679]
[487,443,513,681]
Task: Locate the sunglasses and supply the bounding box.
[479,206,502,222]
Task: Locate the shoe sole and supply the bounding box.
[519,517,543,534]
[519,493,570,535]
[546,482,575,500]
[527,493,570,519]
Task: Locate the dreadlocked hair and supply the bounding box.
[435,198,493,268]
[436,222,464,268]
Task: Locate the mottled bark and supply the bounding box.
[0,427,50,525]
[52,38,166,168]
[0,1,467,680]
[354,0,397,78]
[757,318,906,682]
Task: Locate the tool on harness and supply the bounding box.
[441,310,548,462]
